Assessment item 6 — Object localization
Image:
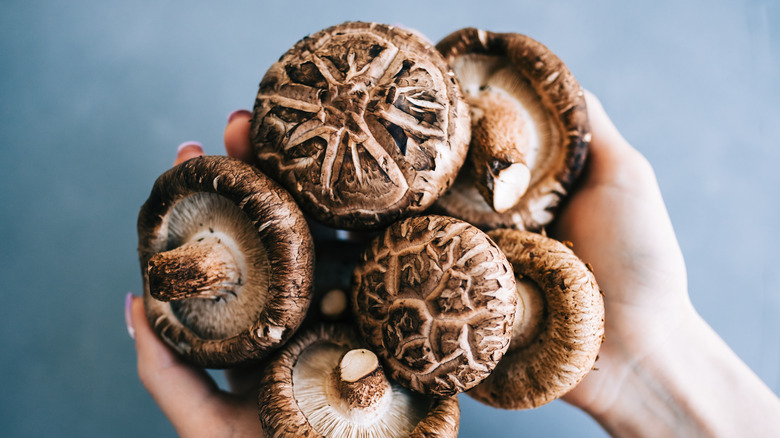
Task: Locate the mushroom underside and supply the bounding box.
[161,192,270,339]
[293,342,431,437]
[258,324,460,438]
[466,229,605,409]
[435,53,567,230]
[431,28,590,231]
[138,156,314,368]
[454,53,561,188]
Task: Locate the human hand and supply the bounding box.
[127,109,264,438]
[552,91,693,413]
[553,93,780,437]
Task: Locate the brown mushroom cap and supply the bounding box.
[352,215,517,396]
[258,324,460,437]
[467,229,604,409]
[431,28,590,231]
[251,21,471,230]
[137,156,314,368]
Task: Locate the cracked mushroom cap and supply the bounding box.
[251,21,470,230]
[258,324,460,438]
[352,215,517,397]
[467,229,605,409]
[432,28,590,231]
[137,156,314,368]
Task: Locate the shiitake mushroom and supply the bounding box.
[432,27,590,231]
[468,229,605,409]
[250,21,471,231]
[137,156,314,368]
[258,324,460,437]
[351,215,517,397]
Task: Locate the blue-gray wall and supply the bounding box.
[1,1,778,436]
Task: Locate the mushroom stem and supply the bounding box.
[509,277,546,351]
[335,349,391,409]
[320,288,348,320]
[147,234,242,302]
[469,88,532,213]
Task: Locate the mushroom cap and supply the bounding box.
[467,229,605,409]
[352,215,517,396]
[137,156,314,368]
[431,28,590,231]
[258,324,460,438]
[251,21,471,230]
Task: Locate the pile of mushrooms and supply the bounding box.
[137,21,605,435]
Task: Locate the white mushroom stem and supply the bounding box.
[335,349,391,410]
[147,234,242,302]
[491,163,531,213]
[509,277,546,351]
[320,288,348,320]
[292,341,431,437]
[469,88,532,213]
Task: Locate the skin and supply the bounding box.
[127,94,780,437]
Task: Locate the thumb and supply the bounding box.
[224,109,254,163]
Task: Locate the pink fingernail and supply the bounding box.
[177,141,203,154]
[125,292,136,340]
[227,109,251,123]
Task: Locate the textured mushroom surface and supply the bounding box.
[137,156,314,368]
[352,215,517,396]
[251,21,470,230]
[467,229,605,409]
[258,324,460,438]
[432,28,590,231]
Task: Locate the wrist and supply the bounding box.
[586,310,780,437]
[587,311,707,437]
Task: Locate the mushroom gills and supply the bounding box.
[293,342,430,437]
[453,54,560,212]
[159,192,270,340]
[466,228,605,409]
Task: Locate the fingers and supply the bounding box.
[129,295,265,437]
[224,109,253,163]
[129,295,222,431]
[171,108,253,168]
[174,142,205,166]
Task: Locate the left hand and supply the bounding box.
[128,109,265,438]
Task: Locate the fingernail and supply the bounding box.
[227,109,251,124]
[177,141,203,154]
[125,292,136,340]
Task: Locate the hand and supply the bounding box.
[126,110,264,438]
[553,91,692,412]
[554,92,780,436]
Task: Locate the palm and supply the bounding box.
[550,104,690,411]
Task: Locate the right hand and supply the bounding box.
[552,91,692,413]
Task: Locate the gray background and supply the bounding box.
[1,0,778,436]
